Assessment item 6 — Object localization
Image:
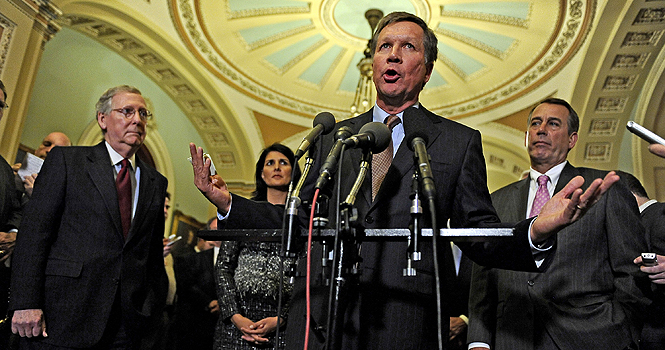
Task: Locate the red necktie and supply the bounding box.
[371,114,401,201]
[116,159,132,239]
[529,175,550,217]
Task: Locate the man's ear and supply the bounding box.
[568,132,578,150]
[97,112,107,131]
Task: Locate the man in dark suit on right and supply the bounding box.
[616,170,665,350]
[191,13,620,350]
[9,85,168,349]
[467,98,650,350]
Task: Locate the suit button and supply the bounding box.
[113,278,120,285]
[527,280,534,286]
[365,216,374,224]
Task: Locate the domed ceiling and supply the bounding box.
[172,0,592,119]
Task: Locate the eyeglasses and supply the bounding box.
[111,107,153,121]
[0,101,8,110]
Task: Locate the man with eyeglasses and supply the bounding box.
[0,80,23,349]
[9,85,168,350]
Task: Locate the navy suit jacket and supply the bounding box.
[468,163,650,350]
[9,142,168,347]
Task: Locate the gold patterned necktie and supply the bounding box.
[371,114,401,201]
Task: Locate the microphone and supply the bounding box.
[407,133,436,199]
[294,112,336,159]
[314,126,353,190]
[342,122,392,154]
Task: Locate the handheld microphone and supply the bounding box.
[407,133,436,199]
[342,122,392,153]
[294,112,336,159]
[314,126,353,190]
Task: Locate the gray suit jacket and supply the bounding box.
[468,163,650,350]
[9,142,168,347]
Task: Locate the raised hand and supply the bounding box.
[189,143,231,214]
[531,171,619,243]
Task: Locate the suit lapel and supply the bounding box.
[516,178,529,220]
[86,142,124,239]
[554,162,583,194]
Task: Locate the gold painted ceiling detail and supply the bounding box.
[171,0,594,119]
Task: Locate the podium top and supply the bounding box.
[197,228,512,242]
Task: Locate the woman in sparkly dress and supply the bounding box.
[214,143,299,349]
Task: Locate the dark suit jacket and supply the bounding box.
[0,155,21,318]
[467,163,650,350]
[173,248,218,349]
[9,142,168,347]
[640,201,665,348]
[224,106,544,350]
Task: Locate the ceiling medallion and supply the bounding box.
[319,0,430,47]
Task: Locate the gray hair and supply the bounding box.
[95,85,142,116]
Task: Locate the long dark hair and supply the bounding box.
[251,143,301,201]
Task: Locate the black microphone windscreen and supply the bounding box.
[336,126,353,140]
[314,112,336,135]
[359,122,392,153]
[406,132,429,151]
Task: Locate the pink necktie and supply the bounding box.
[116,159,132,239]
[529,175,550,217]
[371,114,401,201]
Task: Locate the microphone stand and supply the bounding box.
[277,156,314,350]
[411,148,446,350]
[324,148,367,350]
[284,157,314,258]
[404,171,422,277]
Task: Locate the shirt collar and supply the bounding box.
[639,199,658,213]
[372,102,420,123]
[529,161,568,187]
[105,141,136,169]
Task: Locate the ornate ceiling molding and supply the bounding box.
[439,0,595,118]
[172,0,594,120]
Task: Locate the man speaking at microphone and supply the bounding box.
[190,12,618,350]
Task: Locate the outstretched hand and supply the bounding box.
[189,143,231,214]
[531,171,619,243]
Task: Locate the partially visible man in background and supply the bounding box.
[0,80,23,349]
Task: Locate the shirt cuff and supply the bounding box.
[527,217,553,268]
[459,314,469,325]
[216,195,233,221]
[468,342,490,349]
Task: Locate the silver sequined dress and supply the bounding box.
[214,240,295,350]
